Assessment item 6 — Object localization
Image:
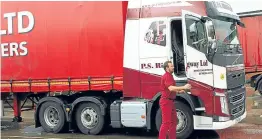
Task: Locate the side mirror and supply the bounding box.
[207,37,216,49]
[211,41,217,50]
[207,37,217,54]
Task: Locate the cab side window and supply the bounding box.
[185,15,207,54]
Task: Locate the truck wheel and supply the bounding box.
[155,101,194,139]
[39,101,66,133]
[257,80,262,95]
[75,102,105,135]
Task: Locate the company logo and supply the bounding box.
[187,60,213,75]
[212,1,233,12]
[144,21,166,47]
[141,62,163,69]
[220,74,225,80]
[187,60,208,68]
[1,11,35,57]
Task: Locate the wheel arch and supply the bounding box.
[176,93,200,114]
[69,96,107,123]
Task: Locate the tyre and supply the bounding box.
[39,101,66,133]
[155,101,194,139]
[257,80,262,95]
[75,102,105,135]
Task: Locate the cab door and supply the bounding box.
[181,10,218,125]
[181,10,214,87]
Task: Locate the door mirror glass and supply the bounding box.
[206,20,215,40]
[207,39,217,59]
[204,19,217,54]
[211,41,217,50]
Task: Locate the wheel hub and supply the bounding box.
[81,107,98,129]
[176,109,187,133]
[44,106,60,127]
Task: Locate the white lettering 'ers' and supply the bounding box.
[1,42,28,57]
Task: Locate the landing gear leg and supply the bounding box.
[13,93,22,122]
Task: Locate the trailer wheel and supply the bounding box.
[39,101,66,133]
[155,101,194,139]
[75,102,105,135]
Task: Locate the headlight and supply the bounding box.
[220,96,229,115]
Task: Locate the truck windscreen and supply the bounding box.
[212,19,240,46]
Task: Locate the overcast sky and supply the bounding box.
[225,0,262,13]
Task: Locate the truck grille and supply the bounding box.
[231,104,244,116]
[227,86,246,119]
[229,92,245,105]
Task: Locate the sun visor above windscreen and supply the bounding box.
[205,1,240,21]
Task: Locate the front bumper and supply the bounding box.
[193,110,246,130]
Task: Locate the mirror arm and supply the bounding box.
[237,21,245,28]
[201,16,207,23]
[201,16,213,22]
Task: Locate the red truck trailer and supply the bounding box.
[1,1,247,138]
[237,10,262,95]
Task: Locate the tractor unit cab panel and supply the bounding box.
[123,0,208,99]
[124,0,246,126]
